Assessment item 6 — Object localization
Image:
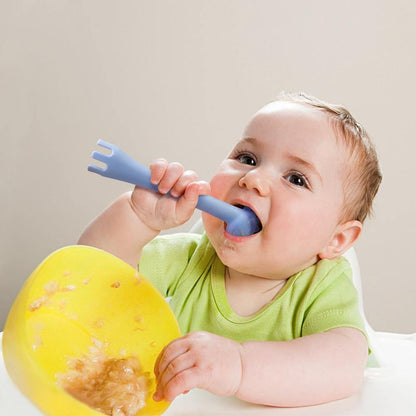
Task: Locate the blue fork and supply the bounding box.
[88,140,262,237]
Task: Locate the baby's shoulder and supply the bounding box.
[293,257,352,294]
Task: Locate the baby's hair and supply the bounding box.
[276,92,382,223]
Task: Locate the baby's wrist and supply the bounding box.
[127,192,161,237]
[230,340,245,397]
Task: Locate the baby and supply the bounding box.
[78,92,382,407]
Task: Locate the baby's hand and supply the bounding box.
[153,331,243,403]
[130,159,210,232]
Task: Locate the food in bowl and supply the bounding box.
[56,339,150,416]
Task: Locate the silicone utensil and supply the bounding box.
[88,140,262,236]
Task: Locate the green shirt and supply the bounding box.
[140,233,366,343]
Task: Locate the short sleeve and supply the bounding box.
[139,233,202,297]
[302,259,366,338]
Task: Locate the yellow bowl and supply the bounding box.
[2,245,181,416]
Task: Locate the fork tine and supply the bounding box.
[96,139,115,152]
[88,164,106,174]
[91,150,111,164]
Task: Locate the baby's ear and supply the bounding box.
[318,220,362,260]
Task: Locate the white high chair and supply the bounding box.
[1,221,415,415]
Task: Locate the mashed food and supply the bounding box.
[57,340,150,416]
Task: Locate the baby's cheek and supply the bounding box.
[208,163,238,198]
[202,214,226,250]
[208,176,225,199]
[201,212,217,235]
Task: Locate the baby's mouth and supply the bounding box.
[231,204,263,235]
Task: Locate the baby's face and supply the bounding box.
[202,101,349,280]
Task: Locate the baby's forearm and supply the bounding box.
[78,192,159,268]
[236,327,368,407]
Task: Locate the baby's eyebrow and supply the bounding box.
[286,154,323,185]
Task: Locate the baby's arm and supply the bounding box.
[153,327,368,407]
[78,159,210,268]
[236,327,368,406]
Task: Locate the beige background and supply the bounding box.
[1,0,415,332]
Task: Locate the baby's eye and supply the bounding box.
[236,152,256,166]
[284,172,310,189]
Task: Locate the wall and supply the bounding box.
[1,0,415,332]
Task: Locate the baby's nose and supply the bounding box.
[238,169,271,196]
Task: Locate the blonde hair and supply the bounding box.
[276,92,382,223]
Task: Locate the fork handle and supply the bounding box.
[89,147,243,225]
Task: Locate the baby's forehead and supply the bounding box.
[240,104,352,169]
[245,102,335,142]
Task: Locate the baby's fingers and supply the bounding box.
[170,170,198,198]
[182,180,210,204]
[154,338,187,379]
[149,158,169,185]
[174,181,210,222]
[154,352,196,402]
[155,367,200,403]
[153,338,190,401]
[150,160,184,194]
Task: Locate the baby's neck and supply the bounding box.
[224,267,287,317]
